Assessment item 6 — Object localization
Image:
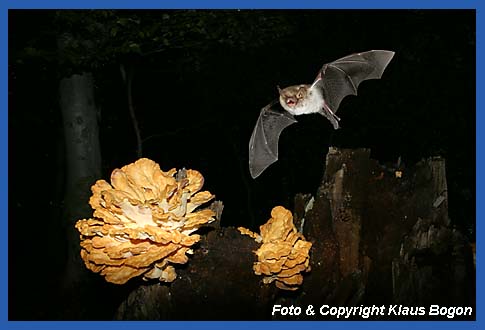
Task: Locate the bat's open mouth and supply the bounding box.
[286,99,296,107]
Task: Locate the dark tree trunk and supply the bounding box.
[113,148,474,320]
[59,73,102,316]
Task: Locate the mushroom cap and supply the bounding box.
[76,158,215,284]
[239,206,312,291]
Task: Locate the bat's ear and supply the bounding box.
[277,85,282,94]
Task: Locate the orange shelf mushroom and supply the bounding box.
[238,206,312,291]
[75,158,215,284]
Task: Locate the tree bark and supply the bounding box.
[113,148,474,320]
[59,73,101,302]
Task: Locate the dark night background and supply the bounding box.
[9,10,475,320]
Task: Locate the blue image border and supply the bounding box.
[1,0,481,329]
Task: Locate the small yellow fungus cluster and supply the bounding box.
[239,206,312,290]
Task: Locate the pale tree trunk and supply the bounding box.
[59,73,101,312]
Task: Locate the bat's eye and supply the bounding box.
[297,92,303,98]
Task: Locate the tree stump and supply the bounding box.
[114,148,474,320]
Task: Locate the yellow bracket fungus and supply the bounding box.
[238,206,312,291]
[75,158,215,284]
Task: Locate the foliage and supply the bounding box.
[14,10,295,76]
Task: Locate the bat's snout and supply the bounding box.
[285,97,297,107]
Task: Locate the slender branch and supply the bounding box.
[120,63,143,158]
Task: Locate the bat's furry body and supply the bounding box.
[279,84,323,116]
[249,50,395,179]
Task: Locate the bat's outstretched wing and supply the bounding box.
[249,100,297,179]
[314,50,394,127]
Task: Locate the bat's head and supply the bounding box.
[278,84,310,112]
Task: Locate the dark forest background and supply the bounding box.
[9,10,475,320]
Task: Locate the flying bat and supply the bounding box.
[248,50,395,179]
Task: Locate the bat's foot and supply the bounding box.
[331,120,340,130]
[319,108,340,129]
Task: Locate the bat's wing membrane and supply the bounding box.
[249,50,394,178]
[249,101,297,178]
[315,50,395,112]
